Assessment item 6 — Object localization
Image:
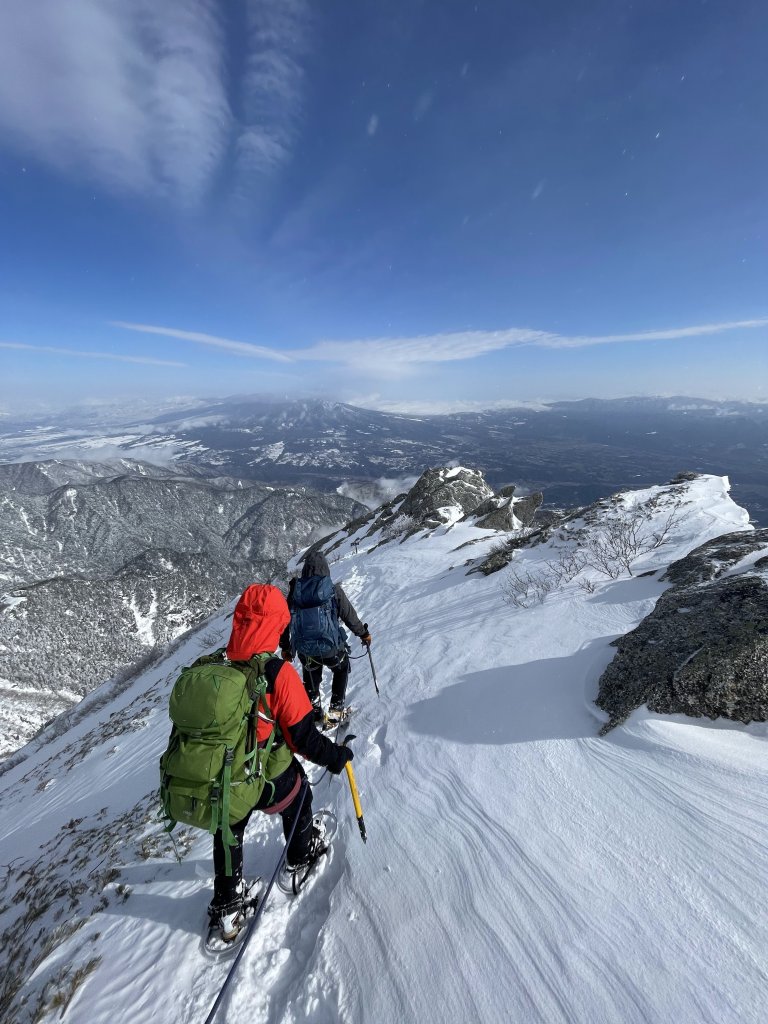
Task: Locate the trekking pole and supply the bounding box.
[366,644,380,697]
[342,734,367,843]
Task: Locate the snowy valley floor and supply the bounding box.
[1,475,766,1023]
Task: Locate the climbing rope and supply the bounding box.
[203,779,310,1024]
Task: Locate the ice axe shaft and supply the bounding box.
[343,734,367,843]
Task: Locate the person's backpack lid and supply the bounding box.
[292,575,335,609]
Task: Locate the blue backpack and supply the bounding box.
[290,576,346,658]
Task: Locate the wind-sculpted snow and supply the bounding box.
[0,472,766,1023]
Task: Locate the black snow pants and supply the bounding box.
[212,758,313,904]
[298,649,350,709]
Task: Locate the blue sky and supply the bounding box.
[1,0,766,414]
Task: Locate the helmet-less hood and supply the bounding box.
[226,584,290,661]
[301,550,331,579]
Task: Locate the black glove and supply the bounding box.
[281,648,293,661]
[328,745,354,775]
[360,623,371,646]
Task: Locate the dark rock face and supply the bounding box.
[597,529,768,732]
[476,491,543,530]
[662,531,768,588]
[468,529,550,576]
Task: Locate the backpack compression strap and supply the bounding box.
[213,654,284,876]
[211,749,239,875]
[245,653,284,802]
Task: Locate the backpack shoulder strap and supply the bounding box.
[239,653,278,698]
[264,657,283,692]
[242,654,284,773]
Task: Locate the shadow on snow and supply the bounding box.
[405,640,614,745]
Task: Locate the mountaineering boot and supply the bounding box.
[208,879,245,942]
[286,819,327,872]
[203,877,264,956]
[324,701,353,730]
[220,907,242,942]
[325,701,344,726]
[277,811,337,896]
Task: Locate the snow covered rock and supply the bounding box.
[467,486,544,530]
[597,529,768,732]
[318,465,503,551]
[396,466,494,529]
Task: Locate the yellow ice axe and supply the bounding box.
[343,734,367,843]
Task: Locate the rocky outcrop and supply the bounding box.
[597,529,768,732]
[475,490,543,530]
[458,482,544,532]
[468,529,550,576]
[396,467,494,529]
[318,465,548,557]
[324,467,500,549]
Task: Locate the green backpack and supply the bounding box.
[159,649,293,873]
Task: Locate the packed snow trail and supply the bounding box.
[1,475,766,1023]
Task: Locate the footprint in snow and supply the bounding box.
[367,723,393,767]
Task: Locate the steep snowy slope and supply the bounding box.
[0,474,766,1024]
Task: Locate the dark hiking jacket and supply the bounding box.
[279,550,366,655]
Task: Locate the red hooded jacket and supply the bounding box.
[226,584,338,762]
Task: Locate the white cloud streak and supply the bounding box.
[0,0,307,205]
[293,329,543,365]
[0,341,186,367]
[111,322,293,362]
[108,316,768,375]
[292,318,768,369]
[543,319,768,348]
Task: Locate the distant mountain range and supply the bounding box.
[2,394,767,523]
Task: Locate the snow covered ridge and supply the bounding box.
[0,470,766,1023]
[316,465,544,555]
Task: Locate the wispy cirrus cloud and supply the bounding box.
[294,329,543,365]
[235,0,308,195]
[111,316,768,374]
[0,0,308,206]
[110,322,293,362]
[0,341,185,368]
[541,319,768,348]
[295,318,768,367]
